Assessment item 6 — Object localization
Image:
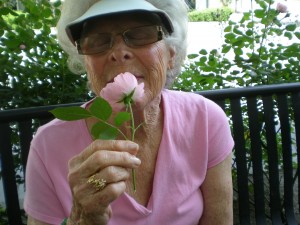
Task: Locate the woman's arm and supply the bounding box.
[199,154,233,225]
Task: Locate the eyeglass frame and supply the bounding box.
[75,25,165,55]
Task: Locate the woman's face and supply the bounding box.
[82,13,175,110]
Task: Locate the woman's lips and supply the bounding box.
[136,76,144,82]
[108,74,144,83]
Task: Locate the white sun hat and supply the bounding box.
[65,0,174,44]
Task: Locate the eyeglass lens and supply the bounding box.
[77,25,163,55]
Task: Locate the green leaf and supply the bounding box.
[199,49,207,55]
[4,39,20,48]
[89,97,112,121]
[91,121,118,140]
[295,32,300,40]
[254,9,265,18]
[234,48,243,56]
[0,7,11,16]
[114,112,131,126]
[187,54,198,59]
[285,24,296,32]
[199,56,207,63]
[222,45,231,54]
[224,26,232,33]
[246,21,255,29]
[233,27,243,35]
[52,0,62,7]
[50,106,91,121]
[245,29,253,36]
[224,33,235,41]
[284,31,293,40]
[43,8,53,18]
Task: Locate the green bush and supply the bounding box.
[176,0,300,91]
[177,2,300,221]
[0,0,90,110]
[188,7,233,22]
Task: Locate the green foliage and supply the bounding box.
[188,7,233,22]
[0,0,90,110]
[175,1,300,221]
[51,96,131,140]
[220,0,232,7]
[0,205,8,224]
[50,106,92,120]
[175,0,300,92]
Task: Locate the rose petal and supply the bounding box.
[132,82,145,102]
[100,72,145,111]
[276,2,288,13]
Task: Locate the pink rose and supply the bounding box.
[100,72,145,111]
[19,44,26,50]
[276,2,288,13]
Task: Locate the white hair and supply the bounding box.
[56,0,189,87]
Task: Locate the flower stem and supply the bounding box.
[128,103,137,192]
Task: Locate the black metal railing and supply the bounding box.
[0,82,299,225]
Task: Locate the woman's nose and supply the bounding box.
[109,35,133,63]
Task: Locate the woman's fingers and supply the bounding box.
[68,150,141,187]
[83,181,127,209]
[98,165,131,183]
[80,139,139,162]
[82,166,130,195]
[68,139,140,184]
[81,150,141,177]
[73,176,127,209]
[67,139,140,223]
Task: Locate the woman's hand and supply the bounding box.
[67,139,141,225]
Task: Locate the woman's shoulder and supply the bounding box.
[163,89,221,111]
[33,119,85,144]
[34,101,92,140]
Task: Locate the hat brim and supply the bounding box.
[65,0,174,45]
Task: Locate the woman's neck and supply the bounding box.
[123,94,163,142]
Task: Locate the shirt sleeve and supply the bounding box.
[205,99,234,168]
[24,140,65,225]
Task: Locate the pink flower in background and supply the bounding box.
[276,2,288,13]
[19,44,26,50]
[100,72,144,111]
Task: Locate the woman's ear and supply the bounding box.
[167,46,176,69]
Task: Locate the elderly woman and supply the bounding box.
[24,0,234,224]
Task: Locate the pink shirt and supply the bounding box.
[24,90,234,225]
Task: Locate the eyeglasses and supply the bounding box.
[75,25,164,55]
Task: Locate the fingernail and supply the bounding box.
[128,142,138,149]
[132,156,141,166]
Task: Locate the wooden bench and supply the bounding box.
[0,83,299,225]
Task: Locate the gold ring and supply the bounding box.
[87,175,107,191]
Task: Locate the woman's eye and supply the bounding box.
[128,34,146,40]
[90,39,106,47]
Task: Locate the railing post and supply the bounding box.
[291,93,300,219]
[262,95,282,224]
[230,98,251,225]
[0,123,23,225]
[247,96,268,224]
[277,94,298,224]
[19,120,33,176]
